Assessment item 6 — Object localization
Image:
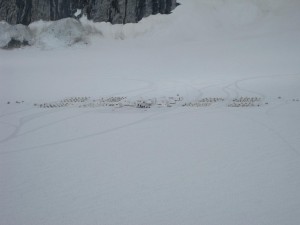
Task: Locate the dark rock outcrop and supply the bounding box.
[0,0,177,25]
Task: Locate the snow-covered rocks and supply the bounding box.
[0,21,34,49]
[0,18,87,49]
[30,18,86,48]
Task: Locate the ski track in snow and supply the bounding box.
[0,108,87,143]
[0,110,168,155]
[232,73,300,156]
[0,81,254,143]
[239,113,300,155]
[1,73,299,155]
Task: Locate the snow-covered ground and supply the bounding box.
[1,0,300,224]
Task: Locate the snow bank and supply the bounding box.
[1,0,299,49]
[3,14,171,49]
[0,21,34,49]
[79,14,170,40]
[29,18,86,49]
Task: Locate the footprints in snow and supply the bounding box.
[5,95,300,110]
[31,95,300,110]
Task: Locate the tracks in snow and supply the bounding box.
[1,74,300,154]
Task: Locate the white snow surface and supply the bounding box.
[1,0,300,224]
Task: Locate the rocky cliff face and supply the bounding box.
[0,0,177,25]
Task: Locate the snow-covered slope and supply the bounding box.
[1,1,300,225]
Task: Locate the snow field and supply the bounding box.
[1,0,300,225]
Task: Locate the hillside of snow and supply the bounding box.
[1,0,300,225]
